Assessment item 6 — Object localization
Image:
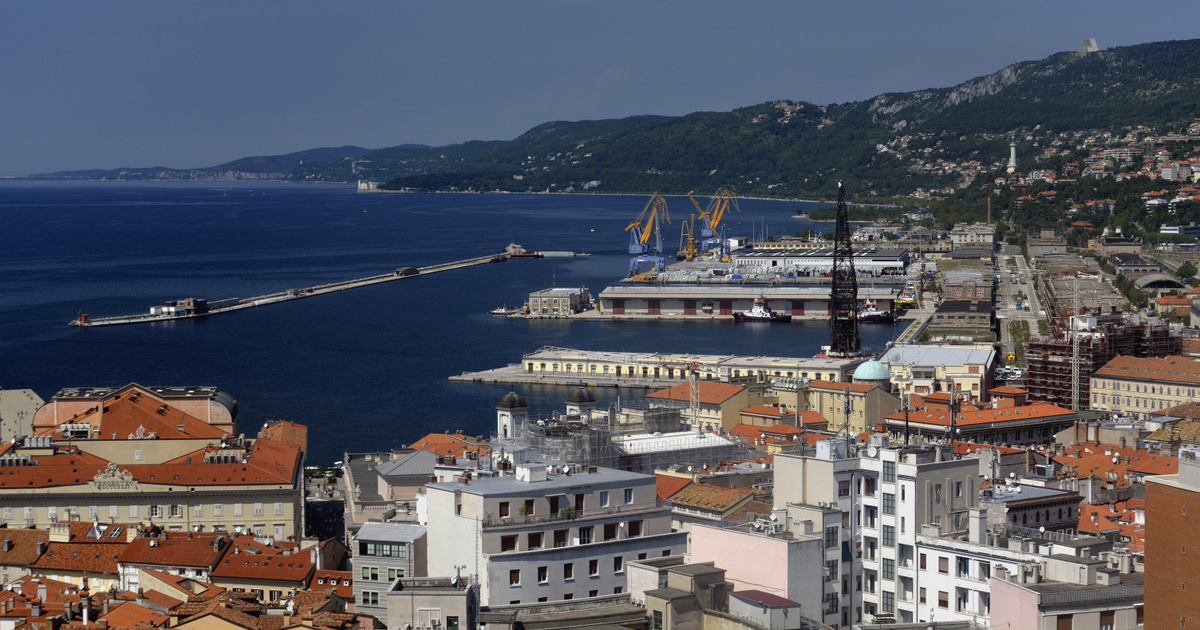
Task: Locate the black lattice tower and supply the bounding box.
[829,183,860,356]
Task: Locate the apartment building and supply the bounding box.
[1091,355,1200,420]
[804,381,900,435]
[352,522,427,618]
[1145,446,1200,629]
[876,345,996,400]
[772,437,981,627]
[422,463,687,607]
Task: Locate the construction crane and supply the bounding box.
[625,194,671,275]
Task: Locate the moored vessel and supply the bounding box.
[732,296,792,322]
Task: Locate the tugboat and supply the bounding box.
[858,300,895,323]
[733,296,792,322]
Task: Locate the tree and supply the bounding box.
[1178,262,1197,280]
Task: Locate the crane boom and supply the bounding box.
[625,194,670,247]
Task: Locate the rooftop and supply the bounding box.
[353,522,427,544]
[427,464,652,498]
[877,345,995,368]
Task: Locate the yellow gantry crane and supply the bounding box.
[625,194,671,275]
[687,189,740,261]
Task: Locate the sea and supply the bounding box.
[0,182,900,464]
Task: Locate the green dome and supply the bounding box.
[852,360,890,382]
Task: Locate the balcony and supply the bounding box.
[481,502,667,529]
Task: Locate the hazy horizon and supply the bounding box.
[3,1,1198,176]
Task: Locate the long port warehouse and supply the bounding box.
[69,247,525,328]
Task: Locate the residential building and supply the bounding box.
[1145,445,1200,629]
[990,553,1143,630]
[881,399,1076,445]
[981,483,1082,532]
[118,528,230,591]
[32,383,238,435]
[209,535,342,603]
[642,563,734,630]
[772,438,982,627]
[351,522,426,619]
[422,463,687,607]
[1091,355,1200,420]
[876,345,996,399]
[948,224,997,249]
[385,577,475,630]
[647,382,748,432]
[804,381,900,435]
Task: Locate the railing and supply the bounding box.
[481,502,666,529]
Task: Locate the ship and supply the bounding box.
[858,300,895,324]
[732,296,792,322]
[490,305,518,316]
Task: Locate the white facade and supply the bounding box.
[423,464,687,607]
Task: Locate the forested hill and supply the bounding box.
[30,38,1200,200]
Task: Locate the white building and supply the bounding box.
[772,437,982,627]
[949,224,997,249]
[422,463,687,607]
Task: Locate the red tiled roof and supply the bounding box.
[311,571,353,601]
[1155,295,1191,306]
[100,602,169,629]
[988,387,1029,395]
[210,536,315,585]
[647,382,745,405]
[10,577,84,614]
[30,542,121,575]
[56,392,226,441]
[655,475,692,501]
[1052,442,1178,480]
[119,533,226,569]
[668,484,761,514]
[0,529,49,566]
[404,433,490,458]
[139,589,184,610]
[139,568,226,600]
[885,404,1075,428]
[1095,355,1200,385]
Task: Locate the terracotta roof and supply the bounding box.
[668,484,761,515]
[655,475,692,501]
[1095,355,1200,385]
[56,392,227,440]
[257,421,308,451]
[1078,501,1145,547]
[988,387,1029,395]
[139,568,226,600]
[9,577,85,615]
[100,601,170,629]
[1052,442,1178,481]
[311,571,353,601]
[404,432,490,458]
[179,597,261,630]
[119,533,226,569]
[210,536,314,586]
[1156,295,1192,306]
[808,380,877,394]
[0,529,49,566]
[30,542,121,575]
[139,589,184,610]
[647,382,745,406]
[884,404,1075,428]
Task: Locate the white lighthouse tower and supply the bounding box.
[1007,142,1018,174]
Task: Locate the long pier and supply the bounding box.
[69,250,512,328]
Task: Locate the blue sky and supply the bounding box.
[2,1,1197,175]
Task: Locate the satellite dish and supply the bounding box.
[1008,472,1016,479]
[1039,526,1045,533]
[770,513,778,522]
[1112,456,1119,464]
[868,446,878,458]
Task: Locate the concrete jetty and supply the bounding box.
[70,249,516,328]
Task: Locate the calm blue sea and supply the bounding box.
[0,183,898,463]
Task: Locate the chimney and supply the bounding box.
[98,620,108,630]
[30,598,41,618]
[38,584,47,605]
[310,547,318,567]
[2,537,11,552]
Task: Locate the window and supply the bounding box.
[527,532,543,549]
[938,591,949,609]
[169,504,183,518]
[274,502,284,516]
[579,526,593,545]
[22,507,32,521]
[1101,610,1115,630]
[955,481,963,498]
[0,508,8,521]
[253,503,264,517]
[509,569,520,586]
[882,493,895,515]
[193,504,204,518]
[88,506,98,520]
[604,523,617,540]
[625,489,634,504]
[149,505,162,519]
[825,526,838,548]
[501,535,517,552]
[882,525,895,547]
[883,460,896,482]
[614,556,624,573]
[274,524,284,540]
[524,499,534,516]
[883,558,895,580]
[129,505,138,519]
[446,616,459,630]
[589,559,599,576]
[234,503,244,517]
[882,590,894,613]
[600,491,609,507]
[628,520,643,537]
[537,566,548,584]
[214,503,223,517]
[589,590,598,598]
[499,501,510,518]
[387,568,397,580]
[919,587,926,604]
[919,553,926,569]
[108,505,118,519]
[938,556,949,574]
[652,610,663,630]
[957,556,969,578]
[554,529,569,548]
[564,563,574,580]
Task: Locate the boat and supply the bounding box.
[858,300,895,323]
[733,296,792,322]
[510,251,544,259]
[490,305,517,316]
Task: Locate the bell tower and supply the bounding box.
[496,391,528,440]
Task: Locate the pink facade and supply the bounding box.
[688,524,820,605]
[989,577,1039,630]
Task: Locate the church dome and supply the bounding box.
[496,391,528,409]
[566,387,596,405]
[852,360,890,383]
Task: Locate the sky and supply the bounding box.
[2,1,1198,176]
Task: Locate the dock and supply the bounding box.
[70,248,519,328]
